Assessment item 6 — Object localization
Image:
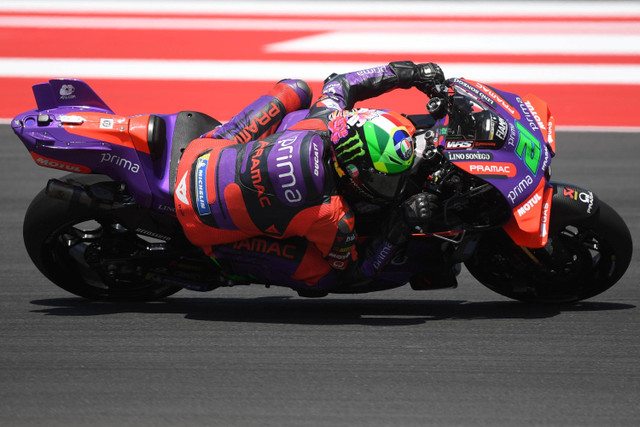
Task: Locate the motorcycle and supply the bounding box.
[11,77,633,303]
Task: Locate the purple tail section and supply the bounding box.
[32,79,114,113]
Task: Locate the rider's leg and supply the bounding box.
[200,79,313,143]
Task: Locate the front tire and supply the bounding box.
[465,200,632,303]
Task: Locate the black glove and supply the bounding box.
[402,192,438,227]
[413,63,445,97]
[383,192,438,246]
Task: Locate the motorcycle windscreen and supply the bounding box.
[502,179,553,248]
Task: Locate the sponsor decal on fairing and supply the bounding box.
[514,122,542,175]
[446,151,493,161]
[563,187,594,214]
[457,161,517,178]
[32,153,91,173]
[446,140,474,149]
[517,192,542,217]
[99,118,114,129]
[99,153,140,173]
[473,81,521,119]
[59,84,76,100]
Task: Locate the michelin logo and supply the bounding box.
[195,154,211,215]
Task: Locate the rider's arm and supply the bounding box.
[310,61,444,113]
[302,191,436,286]
[338,193,437,285]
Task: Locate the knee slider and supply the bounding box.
[272,79,313,110]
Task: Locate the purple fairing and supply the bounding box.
[441,79,555,209]
[32,79,113,112]
[11,79,183,212]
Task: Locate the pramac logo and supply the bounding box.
[456,161,517,178]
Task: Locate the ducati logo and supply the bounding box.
[176,172,189,205]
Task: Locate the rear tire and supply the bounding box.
[465,200,632,303]
[23,176,183,301]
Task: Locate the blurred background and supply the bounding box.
[2,0,639,128]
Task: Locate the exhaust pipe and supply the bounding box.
[45,179,118,210]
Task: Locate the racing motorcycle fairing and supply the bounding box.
[436,78,557,248]
[31,78,114,113]
[12,79,221,212]
[14,106,157,208]
[11,74,633,303]
[502,179,554,248]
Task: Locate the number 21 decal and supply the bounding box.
[515,122,542,175]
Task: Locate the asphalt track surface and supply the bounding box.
[1,125,638,426]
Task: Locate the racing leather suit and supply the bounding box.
[174,61,434,292]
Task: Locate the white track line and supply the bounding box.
[2,58,639,84]
[1,1,640,16]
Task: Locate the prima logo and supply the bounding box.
[516,96,539,132]
[507,175,534,203]
[525,100,547,131]
[275,136,302,203]
[100,153,140,173]
[372,241,395,271]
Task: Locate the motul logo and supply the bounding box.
[33,155,90,173]
[517,193,542,217]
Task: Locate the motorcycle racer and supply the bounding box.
[174,61,445,293]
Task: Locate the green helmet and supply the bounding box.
[329,109,416,203]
